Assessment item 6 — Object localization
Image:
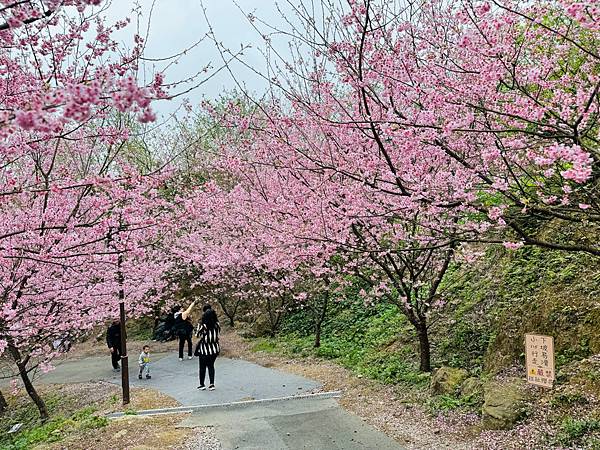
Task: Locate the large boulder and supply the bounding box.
[430,366,469,395]
[461,377,484,398]
[482,378,527,429]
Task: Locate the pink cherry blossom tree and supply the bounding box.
[265,0,600,253]
[0,1,179,418]
[175,99,462,370]
[184,0,599,373]
[0,149,174,418]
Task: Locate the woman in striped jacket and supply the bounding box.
[194,304,221,390]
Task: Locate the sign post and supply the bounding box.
[525,334,555,388]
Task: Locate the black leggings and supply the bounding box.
[178,333,192,358]
[199,354,218,386]
[110,346,121,369]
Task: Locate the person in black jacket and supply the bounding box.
[106,319,122,371]
[174,301,196,361]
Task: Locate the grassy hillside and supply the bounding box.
[246,245,600,446]
[254,299,429,386]
[441,245,600,374]
[252,244,600,385]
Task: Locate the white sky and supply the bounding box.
[105,0,303,117]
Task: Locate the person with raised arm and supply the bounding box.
[173,301,196,361]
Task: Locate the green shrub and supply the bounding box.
[426,392,482,414]
[255,297,430,387]
[437,319,492,373]
[550,392,589,408]
[252,338,278,353]
[1,406,107,450]
[554,417,600,446]
[556,338,592,367]
[126,316,155,341]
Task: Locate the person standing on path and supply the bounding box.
[106,319,121,371]
[195,304,220,390]
[138,345,151,379]
[174,301,196,361]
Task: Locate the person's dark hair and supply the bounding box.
[143,345,149,351]
[172,305,181,314]
[202,304,212,312]
[202,308,218,330]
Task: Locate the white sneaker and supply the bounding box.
[179,358,183,362]
[197,385,206,390]
[208,385,215,391]
[188,356,193,360]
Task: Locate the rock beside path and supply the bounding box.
[482,378,527,429]
[430,366,468,395]
[460,377,483,398]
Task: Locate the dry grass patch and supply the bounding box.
[1,382,192,450]
[38,414,191,450]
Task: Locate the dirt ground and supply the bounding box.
[40,412,192,450]
[42,384,191,450]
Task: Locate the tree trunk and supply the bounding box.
[8,345,49,421]
[416,322,431,372]
[313,292,329,348]
[217,299,234,328]
[314,322,322,348]
[18,362,48,421]
[0,389,8,415]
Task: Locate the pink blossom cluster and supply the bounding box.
[171,0,600,374]
[560,0,600,30]
[0,2,164,138]
[0,0,176,389]
[530,144,593,184]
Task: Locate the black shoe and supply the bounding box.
[146,374,152,379]
[197,385,206,390]
[208,384,215,391]
[138,374,142,379]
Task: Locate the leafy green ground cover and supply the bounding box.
[0,391,108,450]
[253,298,429,387]
[251,243,600,424]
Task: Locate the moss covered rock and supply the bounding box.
[430,366,468,395]
[482,378,527,429]
[461,377,484,398]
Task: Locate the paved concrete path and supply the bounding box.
[179,397,403,450]
[8,352,321,406]
[124,353,321,406]
[5,351,403,449]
